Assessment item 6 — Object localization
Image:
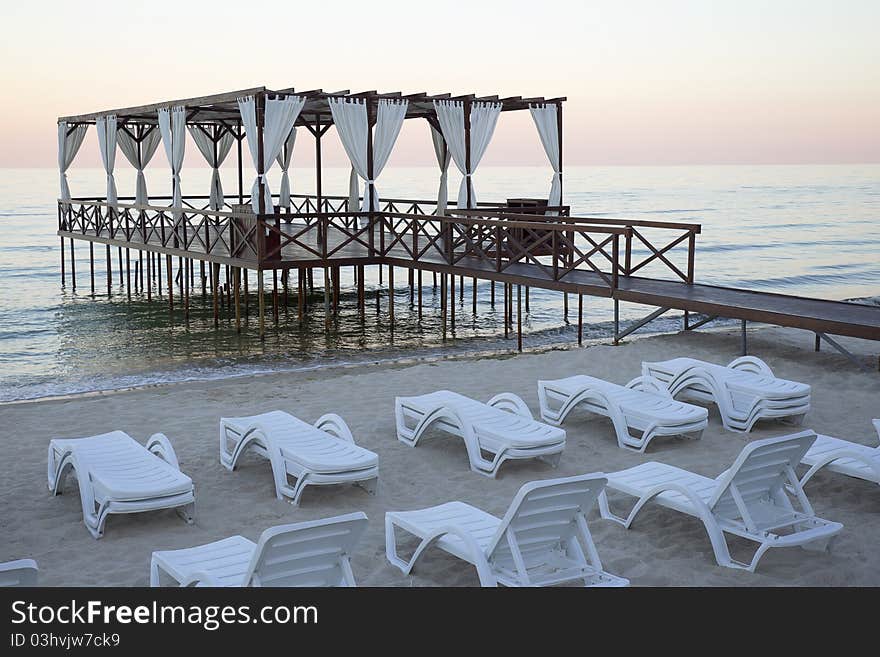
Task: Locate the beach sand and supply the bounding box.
[1,326,878,587]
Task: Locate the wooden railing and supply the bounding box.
[59,197,700,292]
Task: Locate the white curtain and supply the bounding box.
[529,103,562,215]
[430,125,451,215]
[158,106,187,219]
[96,115,118,206]
[275,127,296,209]
[188,125,234,210]
[57,122,87,202]
[238,94,305,213]
[433,101,501,209]
[367,99,408,211]
[328,98,369,212]
[117,126,161,205]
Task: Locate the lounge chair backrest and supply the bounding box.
[708,432,817,522]
[244,512,368,587]
[0,559,38,587]
[486,474,606,572]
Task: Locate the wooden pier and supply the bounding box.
[54,85,880,369]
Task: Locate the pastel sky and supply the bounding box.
[1,0,878,167]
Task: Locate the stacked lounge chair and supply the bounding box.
[799,420,880,490]
[48,431,195,539]
[642,356,810,432]
[151,512,368,587]
[598,431,843,571]
[385,474,628,587]
[219,411,379,505]
[395,390,565,477]
[538,374,708,452]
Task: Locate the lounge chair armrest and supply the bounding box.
[487,393,533,419]
[727,356,774,377]
[314,413,356,444]
[146,433,181,471]
[625,376,673,398]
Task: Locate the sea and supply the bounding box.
[1,164,877,402]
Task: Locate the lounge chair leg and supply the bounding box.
[539,452,562,468]
[177,501,195,525]
[356,477,378,496]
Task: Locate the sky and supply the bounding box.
[0,0,878,168]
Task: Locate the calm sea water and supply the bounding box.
[0,165,878,402]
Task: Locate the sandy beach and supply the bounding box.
[1,326,878,587]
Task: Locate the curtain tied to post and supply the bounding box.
[96,115,118,207]
[276,128,296,210]
[189,125,234,211]
[529,103,562,216]
[117,125,161,206]
[328,97,408,213]
[433,100,501,209]
[158,106,187,221]
[57,122,88,202]
[238,94,305,213]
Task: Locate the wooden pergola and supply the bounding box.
[59,86,567,214]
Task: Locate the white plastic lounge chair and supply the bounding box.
[598,431,842,572]
[48,431,194,539]
[386,474,628,587]
[0,559,38,587]
[642,356,810,432]
[799,419,880,489]
[538,375,709,452]
[395,390,565,477]
[151,512,368,587]
[219,411,378,505]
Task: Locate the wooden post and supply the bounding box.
[388,265,394,323]
[166,255,173,310]
[138,249,144,293]
[89,242,95,296]
[106,244,112,296]
[503,282,509,339]
[517,284,523,352]
[450,273,455,330]
[258,269,265,339]
[324,267,331,330]
[441,273,447,340]
[472,277,477,315]
[146,249,152,301]
[459,275,464,301]
[183,258,189,319]
[613,298,619,345]
[417,270,423,320]
[212,262,220,327]
[234,266,241,333]
[200,261,206,297]
[156,251,161,295]
[578,294,583,346]
[298,268,304,322]
[357,265,365,317]
[464,99,472,209]
[409,268,414,306]
[563,292,569,321]
[272,269,279,325]
[69,239,76,290]
[60,236,66,287]
[117,247,123,286]
[525,286,530,313]
[125,248,131,301]
[491,281,495,306]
